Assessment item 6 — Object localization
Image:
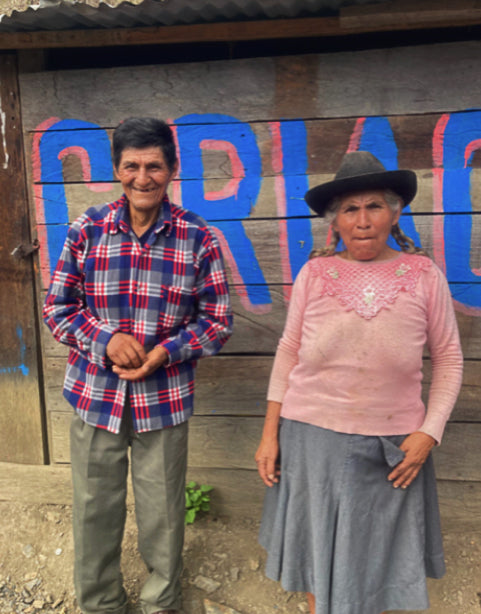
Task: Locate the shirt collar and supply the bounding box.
[112,194,173,237]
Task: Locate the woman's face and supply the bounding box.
[332,190,401,261]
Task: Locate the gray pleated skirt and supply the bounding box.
[259,419,445,614]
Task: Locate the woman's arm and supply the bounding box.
[389,263,463,489]
[255,263,313,486]
[255,400,282,487]
[419,263,463,443]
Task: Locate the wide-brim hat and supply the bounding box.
[305,151,417,217]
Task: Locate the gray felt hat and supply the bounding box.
[305,151,417,217]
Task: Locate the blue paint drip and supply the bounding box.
[0,326,29,376]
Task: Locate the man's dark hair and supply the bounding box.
[112,117,178,171]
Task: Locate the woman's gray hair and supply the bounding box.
[309,189,429,259]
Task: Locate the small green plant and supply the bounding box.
[185,481,213,525]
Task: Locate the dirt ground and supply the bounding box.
[0,501,480,614]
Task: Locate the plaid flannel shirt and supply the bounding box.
[43,195,233,433]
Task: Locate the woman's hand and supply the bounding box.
[388,431,436,489]
[255,437,280,487]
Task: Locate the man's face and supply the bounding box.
[115,146,178,216]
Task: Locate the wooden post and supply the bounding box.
[0,53,46,464]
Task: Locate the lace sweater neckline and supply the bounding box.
[310,253,432,320]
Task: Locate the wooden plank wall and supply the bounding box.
[19,40,481,518]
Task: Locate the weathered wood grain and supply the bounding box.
[0,54,46,464]
[1,17,344,51]
[432,423,481,481]
[189,472,481,525]
[48,413,262,466]
[38,282,287,356]
[42,350,481,421]
[34,173,469,226]
[37,215,481,290]
[1,460,479,525]
[27,112,481,218]
[31,114,480,182]
[42,355,271,417]
[341,0,481,32]
[47,411,481,484]
[436,479,481,532]
[0,462,73,505]
[39,290,481,359]
[5,8,481,52]
[19,42,481,127]
[18,40,481,498]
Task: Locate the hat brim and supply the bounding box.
[305,170,417,217]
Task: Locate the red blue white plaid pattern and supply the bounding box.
[43,195,233,433]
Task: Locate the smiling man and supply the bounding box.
[43,118,233,614]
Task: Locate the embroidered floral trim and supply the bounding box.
[310,254,432,320]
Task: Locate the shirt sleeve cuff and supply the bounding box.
[417,424,443,446]
[88,324,120,369]
[156,340,179,366]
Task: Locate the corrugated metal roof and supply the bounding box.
[0,0,384,32]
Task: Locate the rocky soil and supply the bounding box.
[0,502,480,614]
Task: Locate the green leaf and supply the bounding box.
[184,482,212,524]
[185,509,196,524]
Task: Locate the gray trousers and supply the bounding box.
[70,410,188,614]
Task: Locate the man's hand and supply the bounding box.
[388,431,436,489]
[106,333,147,369]
[112,346,169,381]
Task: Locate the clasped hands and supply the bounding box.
[106,332,168,381]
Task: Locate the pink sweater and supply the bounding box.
[268,253,463,443]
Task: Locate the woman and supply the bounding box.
[255,151,463,614]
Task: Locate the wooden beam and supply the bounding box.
[341,0,481,32]
[0,17,341,50]
[2,3,481,51]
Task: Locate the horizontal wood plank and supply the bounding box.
[39,292,481,358]
[341,0,481,32]
[19,43,481,128]
[432,423,481,481]
[29,113,481,184]
[42,351,480,421]
[46,411,481,483]
[4,6,481,52]
[0,17,343,51]
[37,215,481,289]
[1,460,479,524]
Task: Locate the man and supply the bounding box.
[43,117,233,614]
